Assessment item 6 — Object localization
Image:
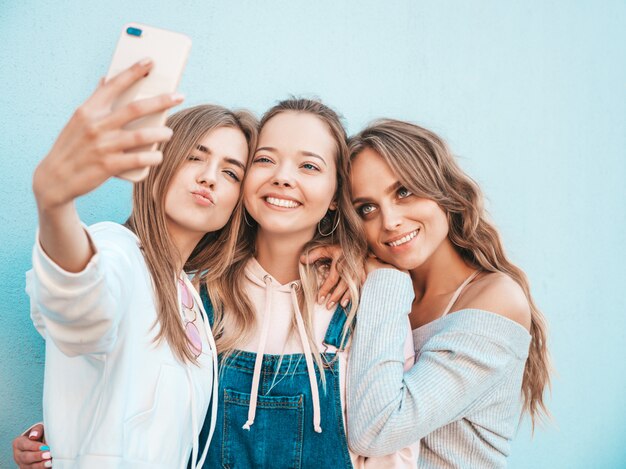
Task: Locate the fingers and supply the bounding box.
[301,246,333,266]
[96,126,173,153]
[340,290,352,310]
[102,150,164,177]
[317,258,339,304]
[97,93,184,131]
[27,424,45,441]
[94,58,154,105]
[326,279,348,310]
[13,435,52,468]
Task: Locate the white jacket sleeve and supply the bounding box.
[27,223,135,356]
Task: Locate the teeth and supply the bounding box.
[388,229,419,247]
[266,196,300,208]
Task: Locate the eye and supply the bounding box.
[223,169,240,182]
[302,162,320,171]
[397,186,412,199]
[357,204,377,217]
[253,156,273,164]
[187,154,202,162]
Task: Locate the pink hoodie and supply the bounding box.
[231,258,419,467]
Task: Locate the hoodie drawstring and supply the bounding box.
[289,282,322,433]
[242,275,274,430]
[187,367,199,469]
[242,276,322,433]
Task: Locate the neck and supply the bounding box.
[166,221,205,272]
[254,228,313,284]
[409,238,476,300]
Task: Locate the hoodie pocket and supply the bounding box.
[222,388,304,469]
[123,363,189,464]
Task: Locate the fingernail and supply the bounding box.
[341,299,349,307]
[40,445,50,451]
[44,461,53,468]
[327,301,335,310]
[171,93,185,102]
[318,296,325,305]
[139,57,152,66]
[42,451,51,459]
[29,430,39,438]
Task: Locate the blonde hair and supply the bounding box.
[208,98,366,376]
[127,104,258,363]
[349,119,551,428]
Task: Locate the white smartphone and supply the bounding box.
[105,23,191,181]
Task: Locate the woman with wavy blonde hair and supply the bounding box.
[346,119,550,468]
[200,99,417,468]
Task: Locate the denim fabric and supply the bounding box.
[196,285,353,469]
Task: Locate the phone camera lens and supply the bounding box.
[126,27,142,37]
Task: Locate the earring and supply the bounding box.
[243,209,255,228]
[318,211,340,236]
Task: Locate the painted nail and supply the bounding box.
[318,296,325,305]
[28,430,39,438]
[42,451,51,459]
[327,301,335,310]
[341,299,349,308]
[171,93,185,102]
[44,461,52,468]
[139,57,152,66]
[40,445,50,451]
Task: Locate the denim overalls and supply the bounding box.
[197,284,354,469]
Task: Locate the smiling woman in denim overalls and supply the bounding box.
[198,98,418,469]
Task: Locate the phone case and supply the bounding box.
[106,23,191,181]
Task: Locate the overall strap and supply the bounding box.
[323,304,353,352]
[199,283,215,329]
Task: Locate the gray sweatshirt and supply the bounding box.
[347,269,531,468]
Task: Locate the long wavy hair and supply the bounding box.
[208,98,366,376]
[127,104,258,363]
[348,119,551,428]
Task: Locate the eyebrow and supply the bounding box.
[255,146,328,167]
[352,181,402,204]
[195,144,246,171]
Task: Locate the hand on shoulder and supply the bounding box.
[457,272,532,331]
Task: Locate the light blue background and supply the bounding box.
[1,1,624,467]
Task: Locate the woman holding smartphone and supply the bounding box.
[14,61,257,469]
[345,119,551,468]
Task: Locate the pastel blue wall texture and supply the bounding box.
[1,1,624,467]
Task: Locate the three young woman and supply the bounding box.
[18,60,257,468]
[14,66,549,468]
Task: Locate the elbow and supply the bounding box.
[348,432,397,458]
[347,424,398,457]
[45,315,118,356]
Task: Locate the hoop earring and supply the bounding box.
[243,209,255,228]
[318,211,340,236]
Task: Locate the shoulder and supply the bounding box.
[454,272,531,331]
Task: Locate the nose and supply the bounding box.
[271,163,295,188]
[381,206,402,231]
[197,163,217,188]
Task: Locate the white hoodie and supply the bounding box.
[26,222,217,469]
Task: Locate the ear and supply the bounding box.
[328,199,338,211]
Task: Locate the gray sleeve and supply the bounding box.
[347,269,520,457]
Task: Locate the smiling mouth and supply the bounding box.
[265,196,301,208]
[386,229,419,247]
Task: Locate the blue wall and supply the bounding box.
[1,1,624,467]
